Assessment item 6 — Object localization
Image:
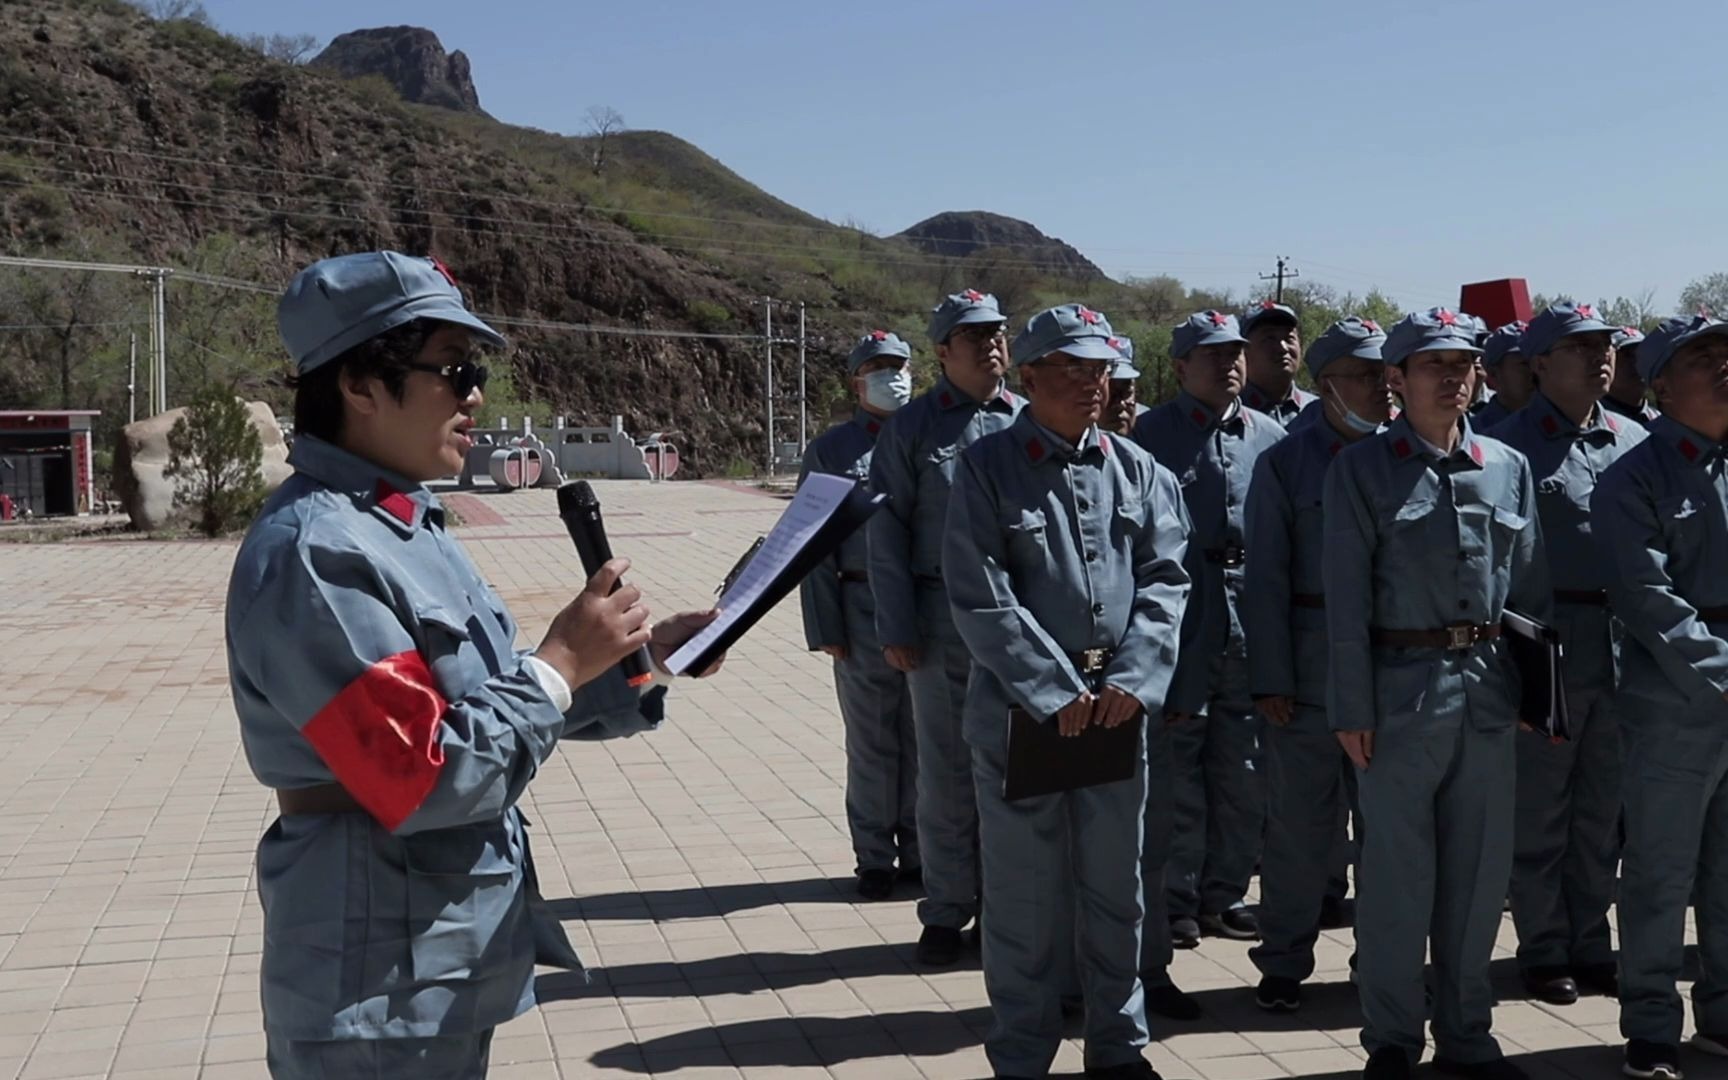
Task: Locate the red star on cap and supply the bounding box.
[429,257,458,287]
[1208,311,1229,327]
[961,289,985,303]
[1435,308,1458,327]
[1361,319,1379,332]
[1107,337,1121,349]
[1260,299,1278,310]
[1577,303,1596,319]
[1077,307,1100,325]
[870,330,888,341]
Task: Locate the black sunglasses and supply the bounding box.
[406,360,489,399]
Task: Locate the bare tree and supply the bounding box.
[585,106,626,177]
[131,0,212,24]
[239,32,323,64]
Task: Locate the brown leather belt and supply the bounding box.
[1701,607,1728,622]
[838,570,869,583]
[1371,623,1502,651]
[1292,593,1325,609]
[277,783,365,816]
[1554,589,1608,606]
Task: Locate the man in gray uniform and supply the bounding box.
[1488,303,1647,1006]
[1325,307,1550,1080]
[1104,335,1149,436]
[947,303,1189,1080]
[1133,312,1284,946]
[1606,325,1661,427]
[1595,313,1728,1080]
[1472,321,1532,430]
[799,330,919,900]
[1246,316,1392,1012]
[1241,299,1317,428]
[869,290,1023,966]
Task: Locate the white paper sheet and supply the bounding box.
[663,473,856,675]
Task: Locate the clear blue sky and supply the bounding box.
[200,0,1725,312]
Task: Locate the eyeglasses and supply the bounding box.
[1036,359,1112,382]
[950,324,1006,346]
[406,360,489,399]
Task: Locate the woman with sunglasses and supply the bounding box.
[228,251,725,1078]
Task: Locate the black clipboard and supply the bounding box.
[1003,704,1143,801]
[1502,607,1570,741]
[662,475,885,676]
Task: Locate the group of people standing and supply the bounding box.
[799,288,1728,1080]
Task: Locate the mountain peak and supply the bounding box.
[309,26,485,115]
[894,210,1106,281]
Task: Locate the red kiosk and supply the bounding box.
[0,410,99,519]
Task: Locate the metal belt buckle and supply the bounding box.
[1221,545,1245,569]
[1444,622,1478,650]
[1079,648,1108,673]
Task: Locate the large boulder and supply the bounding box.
[113,401,291,532]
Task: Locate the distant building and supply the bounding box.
[0,410,99,518]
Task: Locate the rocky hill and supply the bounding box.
[310,26,485,115]
[896,211,1107,281]
[0,0,1137,476]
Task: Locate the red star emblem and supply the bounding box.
[870,329,888,341]
[1077,307,1100,325]
[1577,304,1595,319]
[1435,309,1458,327]
[1361,319,1379,332]
[1107,337,1121,349]
[961,289,985,303]
[1208,311,1229,327]
[429,258,458,287]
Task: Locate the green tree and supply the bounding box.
[1678,273,1728,319]
[164,382,264,536]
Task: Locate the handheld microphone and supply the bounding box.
[556,480,654,688]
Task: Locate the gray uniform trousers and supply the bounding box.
[1508,684,1620,971]
[267,1029,493,1079]
[1357,713,1515,1065]
[908,604,981,930]
[1251,705,1359,980]
[973,731,1150,1077]
[1166,639,1264,918]
[1618,711,1728,1044]
[1140,720,1177,983]
[833,581,918,874]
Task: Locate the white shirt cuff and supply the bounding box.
[524,655,574,712]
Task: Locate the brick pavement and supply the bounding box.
[0,479,1702,1079]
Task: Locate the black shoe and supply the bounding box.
[1169,915,1200,949]
[1520,965,1578,1005]
[915,925,963,966]
[895,862,922,885]
[1573,961,1619,998]
[1255,975,1301,1012]
[1198,906,1260,940]
[1319,893,1352,929]
[1623,1039,1683,1078]
[1145,981,1202,1021]
[855,868,894,901]
[1363,1047,1411,1080]
[1432,1058,1527,1080]
[1692,1031,1728,1057]
[1085,1060,1161,1079]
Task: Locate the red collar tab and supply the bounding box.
[1189,407,1209,427]
[865,419,881,435]
[1328,440,1343,457]
[1098,433,1111,455]
[1680,438,1701,462]
[1469,441,1485,466]
[1025,436,1046,462]
[1604,413,1620,433]
[1540,414,1559,436]
[1000,388,1016,406]
[938,391,955,409]
[1392,437,1413,459]
[375,480,416,526]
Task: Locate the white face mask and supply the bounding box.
[1325,382,1383,435]
[863,368,912,412]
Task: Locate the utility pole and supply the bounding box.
[1259,255,1299,303]
[762,297,774,475]
[127,332,137,424]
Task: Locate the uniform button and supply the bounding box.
[1086,551,1098,562]
[1077,499,1090,511]
[1092,603,1105,615]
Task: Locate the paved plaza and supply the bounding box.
[0,478,1703,1079]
